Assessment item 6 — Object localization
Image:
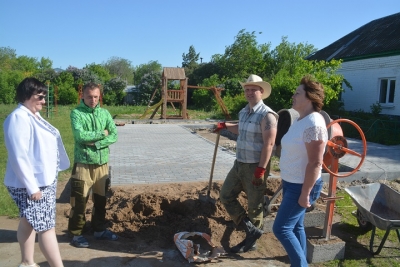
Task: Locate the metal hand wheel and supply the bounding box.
[322,119,367,177]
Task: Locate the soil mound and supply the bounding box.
[105,179,282,252]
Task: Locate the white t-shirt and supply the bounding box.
[279,112,328,184]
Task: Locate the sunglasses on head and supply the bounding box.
[35,94,46,101]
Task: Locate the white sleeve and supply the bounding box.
[4,113,39,195]
[303,126,328,143]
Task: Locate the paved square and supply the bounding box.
[109,124,236,185]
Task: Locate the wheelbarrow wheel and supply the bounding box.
[356,209,373,231]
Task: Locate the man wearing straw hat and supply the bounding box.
[215,74,278,253]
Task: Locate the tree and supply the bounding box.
[267,38,344,111]
[14,55,39,75]
[191,74,220,110]
[136,71,162,105]
[35,68,57,83]
[211,29,271,79]
[182,45,202,98]
[0,47,17,71]
[133,60,162,85]
[0,71,24,104]
[65,66,102,89]
[266,36,316,79]
[103,57,134,84]
[182,45,200,68]
[52,71,77,105]
[38,57,53,71]
[84,63,111,83]
[187,61,218,86]
[103,78,126,105]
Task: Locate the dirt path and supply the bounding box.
[1,179,290,267]
[2,129,399,266]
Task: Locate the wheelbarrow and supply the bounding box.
[345,183,400,255]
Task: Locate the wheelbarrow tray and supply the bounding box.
[344,183,400,230]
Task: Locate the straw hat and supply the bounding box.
[240,74,271,99]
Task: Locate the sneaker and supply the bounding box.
[70,235,89,248]
[94,229,118,241]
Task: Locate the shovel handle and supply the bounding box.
[208,130,221,197]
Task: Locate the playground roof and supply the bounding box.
[162,67,186,80]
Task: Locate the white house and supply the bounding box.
[306,12,400,116]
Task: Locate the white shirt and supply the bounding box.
[279,112,328,184]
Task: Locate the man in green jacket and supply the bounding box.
[68,82,118,248]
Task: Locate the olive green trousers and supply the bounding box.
[220,160,270,229]
[68,163,110,236]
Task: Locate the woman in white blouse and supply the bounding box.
[4,77,70,267]
[273,75,328,267]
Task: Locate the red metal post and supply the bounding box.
[323,157,339,240]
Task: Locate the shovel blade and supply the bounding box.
[199,192,217,204]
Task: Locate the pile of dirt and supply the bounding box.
[105,179,282,252]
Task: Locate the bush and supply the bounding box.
[370,101,382,116]
[219,94,247,119]
[192,89,215,111]
[57,85,78,105]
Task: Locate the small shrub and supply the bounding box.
[370,101,382,116]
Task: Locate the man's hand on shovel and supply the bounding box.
[252,167,266,186]
[214,122,227,133]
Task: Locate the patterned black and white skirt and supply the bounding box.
[7,179,57,232]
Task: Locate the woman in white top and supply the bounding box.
[273,75,328,267]
[4,77,70,267]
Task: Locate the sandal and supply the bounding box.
[94,229,118,241]
[18,264,40,267]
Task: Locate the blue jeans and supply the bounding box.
[272,178,323,267]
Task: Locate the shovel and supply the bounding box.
[199,130,221,204]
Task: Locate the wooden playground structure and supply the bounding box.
[140,67,230,120]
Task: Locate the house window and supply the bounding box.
[379,78,396,104]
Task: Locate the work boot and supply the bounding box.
[230,239,257,253]
[241,217,263,252]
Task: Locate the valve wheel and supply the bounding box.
[328,136,348,159]
[322,119,367,177]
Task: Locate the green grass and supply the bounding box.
[315,191,400,267]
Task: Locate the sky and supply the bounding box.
[1,0,399,70]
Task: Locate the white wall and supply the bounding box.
[339,55,400,116]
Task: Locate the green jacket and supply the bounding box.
[70,100,117,165]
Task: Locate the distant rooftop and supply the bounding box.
[53,68,64,73]
[306,12,400,61]
[124,85,138,93]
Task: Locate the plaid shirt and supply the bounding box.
[236,100,277,163]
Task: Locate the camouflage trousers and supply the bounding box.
[220,160,269,229]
